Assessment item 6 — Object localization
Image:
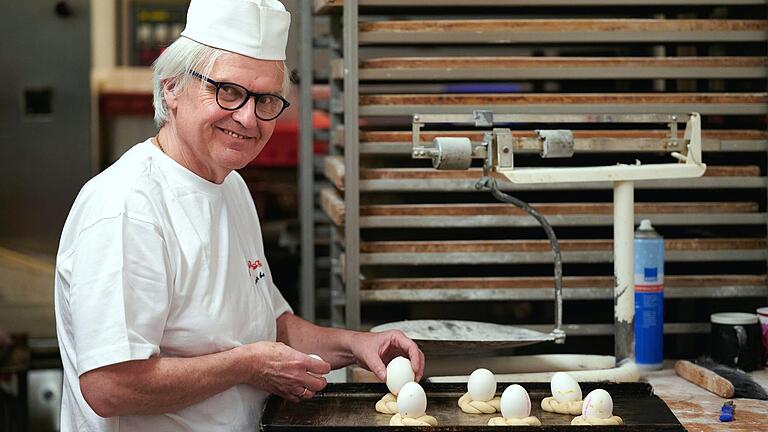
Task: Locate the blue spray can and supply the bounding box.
[634,219,664,370]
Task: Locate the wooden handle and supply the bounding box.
[674,360,735,398]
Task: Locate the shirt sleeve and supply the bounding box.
[268,279,293,318]
[69,214,172,376]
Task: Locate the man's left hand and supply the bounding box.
[349,330,425,382]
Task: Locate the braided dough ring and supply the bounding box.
[375,393,398,414]
[389,413,438,426]
[488,416,541,426]
[541,396,583,415]
[458,392,501,414]
[571,415,623,425]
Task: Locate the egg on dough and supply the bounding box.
[396,381,427,418]
[386,356,415,395]
[500,384,532,419]
[467,368,496,401]
[550,372,582,403]
[582,389,614,419]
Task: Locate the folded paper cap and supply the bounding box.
[180,0,290,61]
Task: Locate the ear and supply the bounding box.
[163,79,180,112]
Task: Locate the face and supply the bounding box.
[164,53,284,182]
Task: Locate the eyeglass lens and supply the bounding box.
[216,83,284,120]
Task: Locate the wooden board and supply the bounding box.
[332,128,768,153]
[339,128,768,144]
[360,93,768,107]
[359,56,766,70]
[358,93,768,115]
[358,19,768,44]
[360,19,767,33]
[324,156,346,191]
[331,56,767,80]
[362,166,759,179]
[359,238,766,253]
[361,274,768,291]
[360,202,759,217]
[261,382,684,431]
[321,187,346,226]
[323,156,761,190]
[646,367,768,432]
[315,0,768,14]
[320,188,758,227]
[314,0,341,13]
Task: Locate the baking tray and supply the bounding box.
[260,382,685,431]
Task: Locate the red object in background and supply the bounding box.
[249,110,330,167]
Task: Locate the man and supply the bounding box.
[54,1,424,430]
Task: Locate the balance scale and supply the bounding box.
[372,112,705,365]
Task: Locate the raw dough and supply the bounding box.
[488,416,541,426]
[571,415,623,425]
[458,392,501,414]
[389,413,438,426]
[541,396,583,415]
[375,393,398,414]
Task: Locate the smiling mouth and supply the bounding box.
[218,127,255,140]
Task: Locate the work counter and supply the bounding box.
[645,365,768,432]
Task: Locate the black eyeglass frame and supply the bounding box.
[188,71,290,121]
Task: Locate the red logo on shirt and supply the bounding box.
[247,259,266,286]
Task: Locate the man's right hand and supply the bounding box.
[238,342,331,402]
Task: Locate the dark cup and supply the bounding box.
[710,312,764,372]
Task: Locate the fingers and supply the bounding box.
[303,372,328,392]
[367,353,387,382]
[300,387,315,400]
[306,355,332,376]
[386,330,426,381]
[279,381,320,403]
[249,342,329,402]
[409,344,426,381]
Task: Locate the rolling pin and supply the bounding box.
[674,360,735,398]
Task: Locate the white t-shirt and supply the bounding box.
[54,139,292,432]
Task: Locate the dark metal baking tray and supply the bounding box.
[261,382,685,431]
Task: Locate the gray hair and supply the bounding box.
[152,37,291,128]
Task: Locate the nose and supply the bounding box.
[231,95,259,129]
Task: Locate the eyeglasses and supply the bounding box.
[188,71,290,121]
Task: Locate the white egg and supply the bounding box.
[500,384,531,419]
[396,381,427,418]
[550,372,582,403]
[582,389,614,419]
[386,356,415,395]
[467,368,496,401]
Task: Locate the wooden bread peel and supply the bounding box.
[674,360,735,398]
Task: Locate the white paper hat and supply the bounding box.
[180,0,290,61]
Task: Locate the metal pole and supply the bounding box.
[343,0,361,330]
[328,13,344,328]
[614,180,635,365]
[298,0,315,322]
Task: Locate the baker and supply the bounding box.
[53,1,424,430]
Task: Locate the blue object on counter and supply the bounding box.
[719,400,735,422]
[634,219,665,370]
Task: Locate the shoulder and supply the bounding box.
[224,170,249,194]
[62,142,167,238]
[223,170,257,209]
